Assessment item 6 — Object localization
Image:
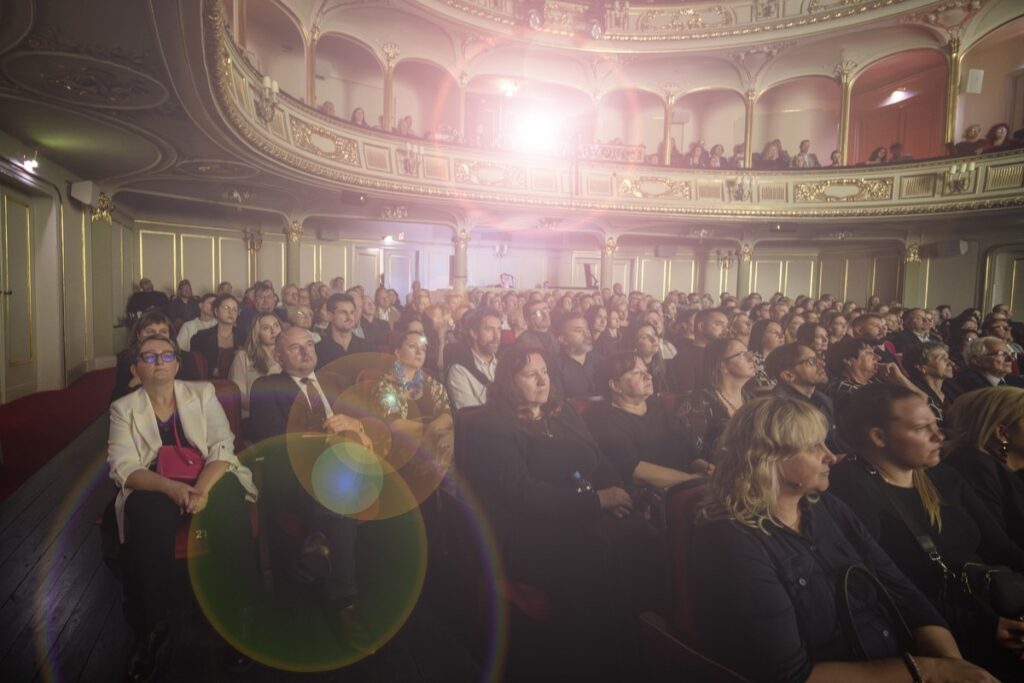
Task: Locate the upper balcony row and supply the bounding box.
[207,1,1024,220]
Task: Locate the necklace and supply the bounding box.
[716,389,741,413]
[394,360,425,396]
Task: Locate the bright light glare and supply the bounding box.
[509,108,562,155]
[880,88,914,107]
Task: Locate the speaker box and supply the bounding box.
[962,69,984,95]
[923,240,969,258]
[655,245,678,258]
[70,180,99,206]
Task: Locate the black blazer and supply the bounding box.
[953,370,1024,394]
[945,445,1024,549]
[247,371,347,442]
[190,325,246,379]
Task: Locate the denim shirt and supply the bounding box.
[690,493,945,683]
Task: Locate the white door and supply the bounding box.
[384,249,416,298]
[353,247,382,293]
[1,186,37,403]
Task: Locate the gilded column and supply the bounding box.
[743,89,756,169]
[601,236,618,290]
[381,42,400,132]
[944,34,963,146]
[834,59,857,165]
[451,228,470,294]
[736,243,753,298]
[305,26,319,107]
[233,0,247,49]
[285,221,303,286]
[661,84,679,167]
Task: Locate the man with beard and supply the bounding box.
[850,312,899,364]
[767,343,846,454]
[669,308,729,393]
[553,313,598,399]
[445,307,501,410]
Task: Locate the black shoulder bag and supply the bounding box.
[863,461,1024,618]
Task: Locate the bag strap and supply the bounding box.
[836,564,916,660]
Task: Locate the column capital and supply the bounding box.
[285,220,303,243]
[452,227,470,249]
[603,235,618,256]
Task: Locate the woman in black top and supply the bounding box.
[945,387,1024,548]
[460,345,656,681]
[628,322,672,394]
[585,305,618,358]
[831,383,1024,678]
[692,396,981,682]
[677,337,755,460]
[167,279,199,328]
[584,351,706,487]
[190,293,245,379]
[904,341,961,426]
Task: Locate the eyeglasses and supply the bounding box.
[985,350,1017,361]
[724,350,754,361]
[790,355,823,369]
[137,351,178,365]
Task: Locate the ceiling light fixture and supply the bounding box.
[19,151,38,173]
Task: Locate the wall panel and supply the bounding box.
[873,254,901,303]
[843,256,873,303]
[300,243,317,285]
[639,258,668,299]
[256,239,285,290]
[320,243,348,285]
[139,230,177,293]
[218,237,248,290]
[668,258,696,293]
[783,259,815,299]
[181,234,215,294]
[753,260,783,296]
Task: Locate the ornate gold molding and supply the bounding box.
[289,118,360,166]
[285,220,302,243]
[603,235,618,256]
[618,176,691,200]
[454,160,527,189]
[794,178,893,202]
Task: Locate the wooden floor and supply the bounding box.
[0,415,484,682]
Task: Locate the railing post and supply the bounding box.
[944,35,962,147]
[743,89,756,169]
[305,28,318,108]
[834,58,857,165]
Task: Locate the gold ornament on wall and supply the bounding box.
[92,192,114,223]
[285,220,302,243]
[740,243,752,263]
[604,236,618,256]
[904,242,921,264]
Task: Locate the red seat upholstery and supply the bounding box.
[190,351,208,380]
[568,396,602,416]
[658,392,684,416]
[210,379,244,452]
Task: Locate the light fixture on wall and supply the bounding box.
[493,243,509,259]
[715,249,736,270]
[904,242,922,264]
[945,161,976,194]
[242,226,263,252]
[500,79,524,98]
[830,230,853,241]
[255,75,279,124]
[18,150,38,173]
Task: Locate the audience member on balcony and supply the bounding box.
[692,395,983,683]
[126,278,170,319]
[954,336,1024,393]
[395,115,415,137]
[944,387,1024,548]
[889,142,914,163]
[670,308,729,393]
[113,311,201,403]
[828,149,841,166]
[630,322,672,394]
[903,341,960,425]
[229,312,282,419]
[683,141,708,168]
[866,146,889,164]
[728,143,745,169]
[678,336,755,459]
[350,107,370,127]
[318,101,335,117]
[167,279,199,328]
[707,143,726,168]
[176,293,216,352]
[108,334,258,683]
[791,139,820,168]
[956,124,986,156]
[657,137,683,166]
[585,351,706,487]
[191,293,246,380]
[983,123,1012,152]
[831,384,1024,680]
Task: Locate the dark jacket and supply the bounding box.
[190,325,246,379]
[944,445,1024,550]
[953,370,1024,394]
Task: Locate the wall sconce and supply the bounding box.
[945,161,975,194]
[242,226,263,252]
[255,75,279,125]
[493,243,509,259]
[726,176,753,201]
[904,242,921,264]
[739,243,752,263]
[18,150,38,173]
[716,249,736,270]
[92,192,114,223]
[537,217,561,230]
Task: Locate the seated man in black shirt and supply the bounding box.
[765,342,846,455]
[585,351,705,486]
[552,313,599,399]
[125,278,169,320]
[315,293,373,393]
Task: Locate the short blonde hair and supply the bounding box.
[947,386,1024,455]
[699,396,828,533]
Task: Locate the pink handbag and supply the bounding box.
[156,414,204,484]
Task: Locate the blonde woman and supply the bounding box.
[228,312,282,417]
[831,383,1024,679]
[692,395,987,682]
[945,387,1024,548]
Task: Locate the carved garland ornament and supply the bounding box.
[289,118,360,166]
[794,178,894,202]
[454,160,527,189]
[203,1,1024,219]
[618,176,692,200]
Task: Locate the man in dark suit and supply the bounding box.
[889,308,939,354]
[851,312,900,365]
[953,336,1024,393]
[249,326,374,643]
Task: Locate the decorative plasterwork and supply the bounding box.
[730,41,796,89]
[203,1,1024,220]
[25,26,160,78]
[177,159,259,179]
[289,118,361,166]
[794,178,894,202]
[2,52,169,109]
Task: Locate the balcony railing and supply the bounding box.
[207,4,1024,220]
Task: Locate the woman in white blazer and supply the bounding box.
[107,334,257,682]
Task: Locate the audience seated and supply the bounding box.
[945,387,1024,550]
[629,322,673,394]
[747,318,784,392]
[766,342,845,454]
[690,396,982,682]
[176,293,216,351]
[551,313,599,399]
[670,308,729,393]
[677,336,754,460]
[791,139,820,168]
[851,312,900,364]
[112,311,200,403]
[954,336,1024,393]
[107,334,257,682]
[585,351,706,486]
[167,279,199,328]
[831,384,1024,679]
[125,278,170,321]
[359,295,391,350]
[190,293,246,380]
[459,344,658,680]
[315,294,373,391]
[517,299,559,361]
[903,341,961,425]
[956,124,987,156]
[584,304,619,358]
[228,312,282,420]
[446,307,501,410]
[236,282,287,334]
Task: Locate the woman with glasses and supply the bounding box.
[904,341,961,425]
[190,293,245,379]
[823,312,850,345]
[678,337,756,460]
[229,312,282,419]
[749,319,785,391]
[112,311,202,403]
[107,335,257,683]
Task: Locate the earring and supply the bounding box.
[999,440,1010,458]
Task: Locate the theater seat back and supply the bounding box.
[210,379,243,452]
[665,479,708,642]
